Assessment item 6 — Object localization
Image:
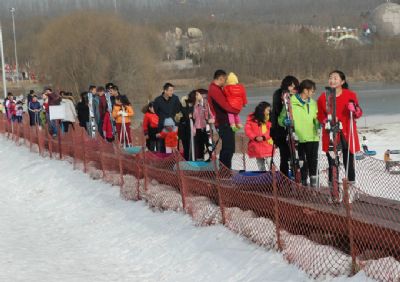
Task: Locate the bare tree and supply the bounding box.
[34,11,163,102]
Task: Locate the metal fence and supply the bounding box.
[0,116,399,281]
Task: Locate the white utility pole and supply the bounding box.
[10,7,19,85]
[0,23,8,99]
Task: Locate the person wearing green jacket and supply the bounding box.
[278,79,320,187]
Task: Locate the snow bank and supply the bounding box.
[281,231,352,279]
[142,182,183,212]
[186,196,222,226]
[120,175,138,201]
[225,207,277,249]
[361,257,400,282]
[103,172,121,186]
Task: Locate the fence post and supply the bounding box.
[272,165,282,251]
[175,151,186,210]
[37,125,42,156]
[135,156,141,200]
[214,157,226,225]
[136,131,147,200]
[14,122,19,145]
[101,140,107,181]
[117,146,125,188]
[143,149,149,192]
[28,123,33,151]
[343,178,357,275]
[57,121,62,159]
[82,129,87,173]
[72,127,77,169]
[241,135,246,171]
[46,127,53,159]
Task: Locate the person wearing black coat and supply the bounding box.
[178,94,194,161]
[153,83,182,153]
[270,76,299,177]
[76,92,90,132]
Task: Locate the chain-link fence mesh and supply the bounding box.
[1,115,399,281]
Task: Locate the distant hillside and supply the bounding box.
[0,0,390,26]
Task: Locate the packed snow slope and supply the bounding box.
[0,136,375,282]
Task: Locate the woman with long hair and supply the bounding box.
[317,70,363,196]
[270,76,300,177]
[245,101,274,171]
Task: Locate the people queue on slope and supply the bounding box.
[1,69,364,190]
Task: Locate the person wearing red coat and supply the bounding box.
[97,87,108,138]
[245,102,274,171]
[157,118,178,153]
[208,70,240,169]
[102,111,114,142]
[223,72,248,131]
[143,102,159,151]
[5,94,16,121]
[317,70,363,184]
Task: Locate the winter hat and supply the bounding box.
[226,72,239,85]
[164,117,175,127]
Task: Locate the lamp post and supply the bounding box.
[114,0,117,13]
[10,7,19,85]
[0,23,7,98]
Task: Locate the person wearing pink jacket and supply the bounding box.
[245,101,274,171]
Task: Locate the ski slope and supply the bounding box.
[360,122,400,161]
[0,136,378,282]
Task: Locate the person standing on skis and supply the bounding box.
[270,76,299,177]
[279,80,320,187]
[317,70,363,186]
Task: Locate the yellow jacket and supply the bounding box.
[112,104,134,124]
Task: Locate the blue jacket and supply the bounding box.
[28,101,41,111]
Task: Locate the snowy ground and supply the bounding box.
[0,138,378,281]
[359,122,400,161]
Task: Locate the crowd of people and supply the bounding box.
[1,69,364,196]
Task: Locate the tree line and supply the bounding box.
[0,3,399,104]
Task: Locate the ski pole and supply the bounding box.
[351,112,357,175]
[121,114,126,148]
[190,118,195,161]
[346,111,354,180]
[269,142,275,171]
[316,126,323,189]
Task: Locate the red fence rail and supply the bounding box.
[1,116,399,281]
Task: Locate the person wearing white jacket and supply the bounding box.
[61,92,77,133]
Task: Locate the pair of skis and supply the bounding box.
[87,92,97,138]
[325,87,342,202]
[282,91,302,183]
[105,91,117,137]
[119,106,132,148]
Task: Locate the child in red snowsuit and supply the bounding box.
[223,72,247,132]
[157,117,178,154]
